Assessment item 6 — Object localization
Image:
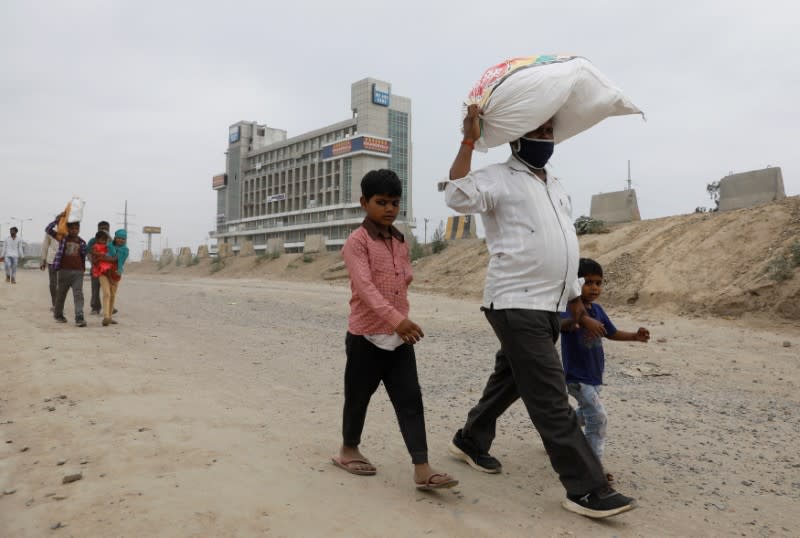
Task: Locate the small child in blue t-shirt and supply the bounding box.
[560,258,650,482]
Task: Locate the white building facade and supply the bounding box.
[211,78,412,253]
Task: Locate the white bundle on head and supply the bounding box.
[465,55,643,151]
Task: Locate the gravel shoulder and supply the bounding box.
[1,272,798,537]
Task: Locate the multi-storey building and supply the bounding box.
[211,78,412,253]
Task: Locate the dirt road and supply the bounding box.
[1,272,798,537]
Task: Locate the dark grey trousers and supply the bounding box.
[90,275,101,312]
[461,308,607,496]
[54,270,85,321]
[48,265,58,307]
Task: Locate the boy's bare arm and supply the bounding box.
[608,327,650,343]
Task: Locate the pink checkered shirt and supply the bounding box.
[342,218,413,335]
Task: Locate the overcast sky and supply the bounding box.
[2,1,797,258]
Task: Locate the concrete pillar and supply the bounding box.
[218,243,233,259]
[141,250,154,262]
[239,240,255,256]
[590,189,641,224]
[445,215,477,240]
[719,167,785,211]
[267,238,285,254]
[160,248,174,264]
[197,245,210,258]
[177,247,193,265]
[303,234,327,254]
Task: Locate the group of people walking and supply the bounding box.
[40,215,129,327]
[333,108,649,520]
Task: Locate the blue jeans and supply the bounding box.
[567,383,607,460]
[4,256,18,279]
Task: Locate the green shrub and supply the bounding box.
[410,236,425,261]
[790,241,800,266]
[574,216,609,235]
[765,256,793,282]
[431,223,447,254]
[210,257,224,274]
[302,253,314,263]
[189,256,199,266]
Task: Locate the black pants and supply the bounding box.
[90,275,101,312]
[342,333,428,464]
[47,265,58,307]
[460,308,607,496]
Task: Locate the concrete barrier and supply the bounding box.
[177,247,193,265]
[267,238,284,255]
[304,234,327,253]
[218,243,233,259]
[239,240,255,256]
[590,189,641,224]
[719,167,785,211]
[445,215,477,240]
[197,245,209,259]
[160,248,174,264]
[141,250,154,262]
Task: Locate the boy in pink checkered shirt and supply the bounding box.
[331,169,458,491]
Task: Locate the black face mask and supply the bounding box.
[511,137,554,169]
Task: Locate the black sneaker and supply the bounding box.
[448,429,502,473]
[562,486,636,519]
[90,309,101,316]
[75,318,87,328]
[54,316,67,323]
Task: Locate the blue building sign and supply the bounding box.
[372,83,390,107]
[229,125,241,143]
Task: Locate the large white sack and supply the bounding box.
[465,55,642,151]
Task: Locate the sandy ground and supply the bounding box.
[1,271,799,537]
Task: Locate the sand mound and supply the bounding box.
[127,196,800,320]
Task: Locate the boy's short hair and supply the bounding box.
[98,220,110,229]
[361,169,402,200]
[578,258,603,278]
[10,227,18,233]
[95,230,109,241]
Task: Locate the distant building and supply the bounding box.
[211,78,412,253]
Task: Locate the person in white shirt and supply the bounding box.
[443,104,635,519]
[40,219,61,309]
[2,227,24,284]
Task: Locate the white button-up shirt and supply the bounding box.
[1,237,24,258]
[445,156,581,312]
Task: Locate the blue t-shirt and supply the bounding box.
[560,303,617,385]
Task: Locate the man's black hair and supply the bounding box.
[361,169,402,200]
[578,258,603,278]
[95,230,109,241]
[10,227,18,233]
[98,220,110,229]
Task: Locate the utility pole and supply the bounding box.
[626,160,632,191]
[423,218,430,244]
